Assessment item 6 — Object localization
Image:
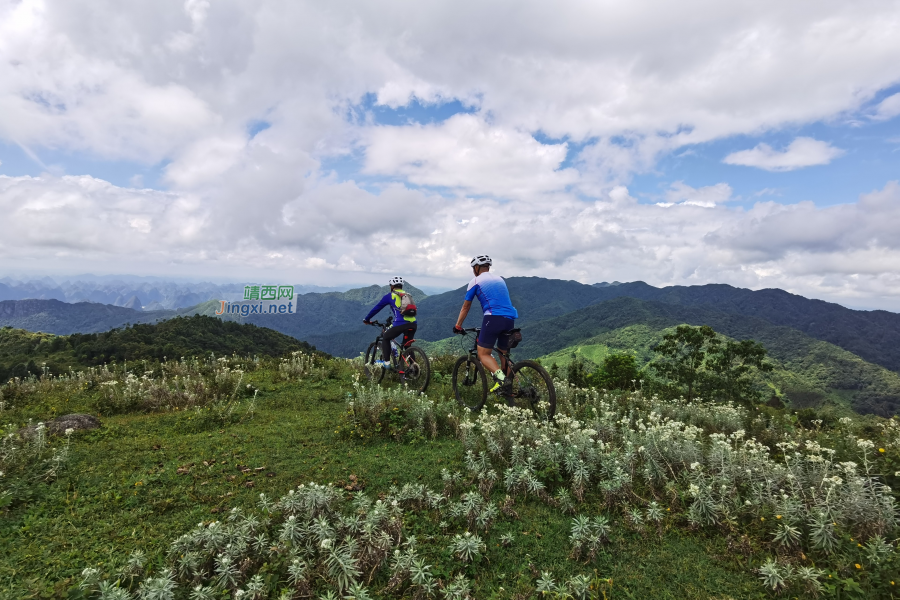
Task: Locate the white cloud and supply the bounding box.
[363,114,578,197]
[0,174,206,256]
[873,93,900,121]
[4,172,900,308]
[2,0,899,181]
[3,1,900,308]
[722,137,844,171]
[657,182,733,208]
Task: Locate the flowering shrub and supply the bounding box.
[337,379,461,442]
[0,421,72,510]
[456,391,900,595]
[1,354,260,417]
[278,351,325,382]
[76,480,608,599]
[1,363,118,408]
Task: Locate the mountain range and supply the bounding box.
[0,277,350,311]
[2,277,899,415]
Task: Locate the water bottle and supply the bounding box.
[390,339,400,357]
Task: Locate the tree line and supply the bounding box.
[552,324,773,406]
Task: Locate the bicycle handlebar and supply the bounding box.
[454,327,481,334]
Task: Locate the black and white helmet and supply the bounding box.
[470,255,492,267]
[388,276,404,286]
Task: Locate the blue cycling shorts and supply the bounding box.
[477,315,515,350]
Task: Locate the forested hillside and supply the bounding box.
[580,281,900,373]
[288,277,900,376]
[0,316,318,382]
[515,297,900,416]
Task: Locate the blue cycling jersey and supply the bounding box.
[464,273,518,319]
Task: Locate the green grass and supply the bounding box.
[1,366,769,599]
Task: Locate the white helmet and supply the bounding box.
[470,255,492,267]
[388,276,404,286]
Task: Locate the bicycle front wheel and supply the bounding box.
[401,346,431,393]
[364,341,385,383]
[510,360,556,420]
[452,355,487,412]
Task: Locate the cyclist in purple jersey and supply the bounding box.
[453,255,517,394]
[364,276,417,368]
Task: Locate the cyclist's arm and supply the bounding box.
[455,300,473,328]
[364,294,391,321]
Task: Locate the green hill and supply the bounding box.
[0,298,174,334]
[5,278,900,417]
[522,298,900,416]
[554,280,900,374]
[0,315,320,382]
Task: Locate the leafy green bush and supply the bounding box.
[651,325,772,405]
[593,353,642,391]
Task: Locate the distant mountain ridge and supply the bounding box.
[0,278,350,311]
[0,299,170,335]
[4,277,900,415]
[2,277,899,375]
[574,281,900,373]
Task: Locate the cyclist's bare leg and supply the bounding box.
[499,352,511,377]
[477,345,500,374]
[477,346,512,374]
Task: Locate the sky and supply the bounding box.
[1,0,900,310]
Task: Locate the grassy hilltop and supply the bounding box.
[2,317,899,599]
[0,316,317,383]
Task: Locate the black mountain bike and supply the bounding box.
[451,327,556,420]
[363,318,431,393]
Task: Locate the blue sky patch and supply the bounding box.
[349,92,478,127]
[625,117,900,208]
[247,119,271,138]
[0,141,168,189]
[532,131,595,170]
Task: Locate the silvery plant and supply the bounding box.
[457,389,899,592]
[76,481,488,600]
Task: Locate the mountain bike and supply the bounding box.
[451,327,556,420]
[363,318,431,393]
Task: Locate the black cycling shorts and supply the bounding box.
[477,315,515,350]
[382,321,417,359]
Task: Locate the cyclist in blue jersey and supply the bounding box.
[364,276,417,368]
[453,255,518,394]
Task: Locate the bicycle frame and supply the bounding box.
[459,327,516,375]
[367,319,416,369]
[452,326,555,419]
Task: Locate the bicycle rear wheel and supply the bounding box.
[452,355,487,412]
[400,346,431,393]
[364,341,385,383]
[510,360,556,420]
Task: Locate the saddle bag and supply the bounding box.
[507,328,523,349]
